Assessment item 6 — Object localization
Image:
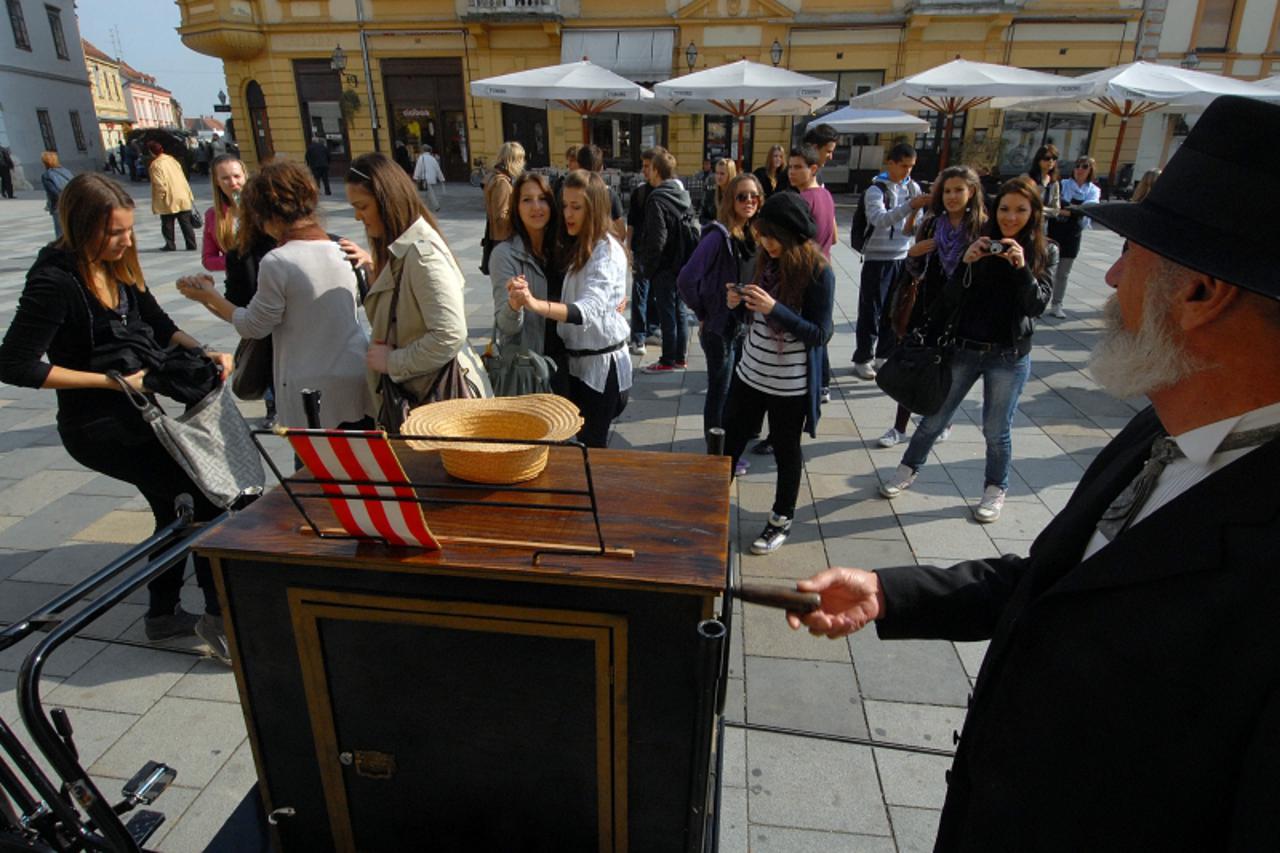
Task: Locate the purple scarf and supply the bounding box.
[933,215,968,278]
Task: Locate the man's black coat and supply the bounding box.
[876,406,1280,852]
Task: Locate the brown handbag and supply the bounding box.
[889,256,927,339]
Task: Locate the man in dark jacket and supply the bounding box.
[637,147,693,372]
[305,135,331,195]
[626,148,657,356]
[786,95,1280,852]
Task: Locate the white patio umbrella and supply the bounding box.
[1004,62,1280,183]
[847,59,1085,169]
[654,59,836,166]
[470,60,658,144]
[808,107,928,135]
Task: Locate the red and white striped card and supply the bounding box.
[286,430,440,549]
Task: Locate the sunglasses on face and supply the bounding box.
[736,192,761,203]
[1041,156,1057,161]
[1075,162,1091,168]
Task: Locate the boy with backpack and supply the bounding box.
[638,147,699,373]
[850,142,929,380]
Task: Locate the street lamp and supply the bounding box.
[330,44,358,87]
[217,90,227,106]
[685,42,697,73]
[770,39,783,67]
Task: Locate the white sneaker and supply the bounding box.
[973,486,1006,523]
[750,513,792,555]
[820,386,831,404]
[873,357,887,370]
[877,427,906,448]
[628,342,646,357]
[937,425,953,443]
[853,361,877,381]
[879,464,917,498]
[1048,303,1067,319]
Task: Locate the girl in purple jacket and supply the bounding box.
[678,173,761,455]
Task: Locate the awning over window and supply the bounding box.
[561,29,675,83]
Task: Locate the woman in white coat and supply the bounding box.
[177,160,371,429]
[507,170,630,446]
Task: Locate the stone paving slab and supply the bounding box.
[0,177,1134,849]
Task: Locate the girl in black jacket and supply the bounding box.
[880,176,1056,524]
[0,174,233,658]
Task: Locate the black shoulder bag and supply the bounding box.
[875,263,974,417]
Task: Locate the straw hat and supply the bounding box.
[401,394,584,484]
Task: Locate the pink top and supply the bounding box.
[201,206,227,272]
[799,186,836,260]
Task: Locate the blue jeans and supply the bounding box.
[853,258,903,364]
[901,347,1031,491]
[652,273,688,365]
[699,325,741,443]
[630,274,650,346]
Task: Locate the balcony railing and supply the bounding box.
[464,0,560,16]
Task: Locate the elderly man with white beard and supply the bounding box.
[783,95,1280,853]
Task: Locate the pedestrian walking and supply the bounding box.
[147,141,197,252]
[723,192,834,554]
[40,152,75,239]
[1046,155,1102,318]
[879,176,1057,523]
[305,135,331,195]
[625,148,656,356]
[0,145,16,199]
[638,147,696,373]
[0,173,234,659]
[412,144,445,212]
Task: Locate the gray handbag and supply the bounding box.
[483,344,558,397]
[111,373,265,509]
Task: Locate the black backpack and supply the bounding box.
[654,194,701,272]
[849,179,892,256]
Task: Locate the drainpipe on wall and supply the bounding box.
[355,0,381,152]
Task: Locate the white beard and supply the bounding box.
[1088,293,1202,400]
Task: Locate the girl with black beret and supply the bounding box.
[722,191,835,555]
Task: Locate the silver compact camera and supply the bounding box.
[987,241,1009,255]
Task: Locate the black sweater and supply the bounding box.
[0,246,180,429]
[932,244,1056,353]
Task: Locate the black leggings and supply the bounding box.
[60,417,221,617]
[723,375,808,519]
[567,360,628,448]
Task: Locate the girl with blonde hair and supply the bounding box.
[699,157,737,224]
[202,153,246,272]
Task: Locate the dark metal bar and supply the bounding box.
[724,720,956,758]
[301,389,322,429]
[708,717,726,853]
[686,619,726,853]
[16,508,210,853]
[285,491,593,514]
[707,427,725,457]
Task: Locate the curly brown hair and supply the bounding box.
[241,160,318,230]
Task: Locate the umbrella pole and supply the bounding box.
[939,113,954,170]
[582,114,591,146]
[1108,114,1129,191]
[737,114,746,170]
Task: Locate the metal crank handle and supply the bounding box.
[737,582,821,613]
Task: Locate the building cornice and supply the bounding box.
[0,64,92,88]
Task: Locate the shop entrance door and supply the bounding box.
[382,58,468,182]
[501,103,549,168]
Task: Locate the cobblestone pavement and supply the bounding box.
[0,176,1134,851]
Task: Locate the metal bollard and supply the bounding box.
[301,389,322,429]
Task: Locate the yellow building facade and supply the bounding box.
[174,0,1280,187]
[81,39,131,154]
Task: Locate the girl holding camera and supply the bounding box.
[879,176,1056,524]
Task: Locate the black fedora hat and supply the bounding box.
[1084,95,1280,300]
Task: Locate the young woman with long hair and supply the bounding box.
[485,141,526,244]
[177,160,372,430]
[753,145,790,198]
[201,153,246,272]
[347,152,490,416]
[877,165,987,448]
[0,174,233,654]
[1026,143,1061,222]
[1046,155,1103,318]
[699,157,737,224]
[678,172,760,455]
[880,176,1057,523]
[490,172,567,386]
[723,192,834,555]
[507,170,631,447]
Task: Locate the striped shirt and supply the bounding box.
[737,311,808,396]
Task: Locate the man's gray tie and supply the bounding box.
[1097,424,1280,541]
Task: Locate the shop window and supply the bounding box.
[293,59,349,175]
[1196,0,1237,52]
[246,80,273,163]
[999,112,1094,177]
[590,112,666,172]
[69,110,86,150]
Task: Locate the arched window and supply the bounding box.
[246,80,273,163]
